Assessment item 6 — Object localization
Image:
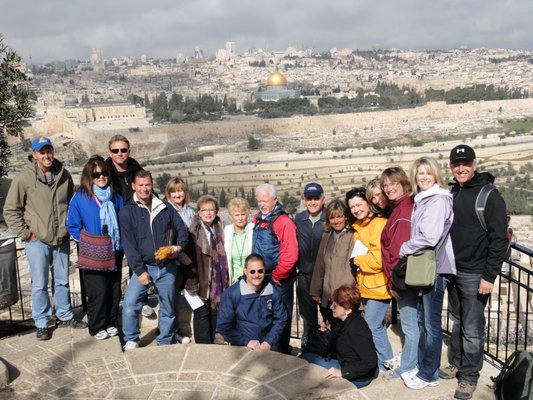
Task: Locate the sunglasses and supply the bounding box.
[92,171,108,179]
[110,148,129,154]
[249,269,264,275]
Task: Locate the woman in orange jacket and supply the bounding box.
[347,187,393,372]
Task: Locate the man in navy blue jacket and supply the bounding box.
[216,254,288,350]
[119,170,188,350]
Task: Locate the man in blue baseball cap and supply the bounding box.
[4,136,87,340]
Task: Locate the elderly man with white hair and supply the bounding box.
[251,183,298,354]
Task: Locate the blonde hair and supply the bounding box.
[227,197,250,214]
[379,166,412,195]
[165,177,190,204]
[409,157,444,194]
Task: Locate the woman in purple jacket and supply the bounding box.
[399,157,455,390]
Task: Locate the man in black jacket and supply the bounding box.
[441,145,508,400]
[105,135,156,316]
[294,182,326,345]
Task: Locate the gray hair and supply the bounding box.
[255,183,277,199]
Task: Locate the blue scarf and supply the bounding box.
[93,185,121,250]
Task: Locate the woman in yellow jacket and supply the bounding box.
[347,187,393,372]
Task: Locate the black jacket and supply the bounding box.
[329,312,378,382]
[105,156,143,202]
[450,171,508,283]
[294,208,326,275]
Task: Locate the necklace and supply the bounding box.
[233,230,247,265]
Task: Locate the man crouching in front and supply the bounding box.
[216,254,288,350]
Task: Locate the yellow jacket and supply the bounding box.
[353,214,391,300]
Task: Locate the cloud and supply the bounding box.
[1,0,532,63]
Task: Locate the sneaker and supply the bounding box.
[384,352,402,370]
[123,341,139,351]
[401,367,419,382]
[57,318,88,329]
[404,375,439,390]
[36,327,50,341]
[439,364,459,380]
[174,333,191,344]
[106,326,119,337]
[94,330,110,340]
[454,381,476,400]
[382,370,399,382]
[141,305,155,317]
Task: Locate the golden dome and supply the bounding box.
[266,71,288,86]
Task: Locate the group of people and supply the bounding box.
[3,135,509,399]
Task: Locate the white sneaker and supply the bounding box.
[404,375,439,390]
[401,367,419,382]
[174,333,191,344]
[123,341,139,351]
[94,330,110,340]
[384,352,402,370]
[106,326,119,337]
[142,305,155,317]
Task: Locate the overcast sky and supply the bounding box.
[1,0,532,63]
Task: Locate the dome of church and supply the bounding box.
[266,71,288,86]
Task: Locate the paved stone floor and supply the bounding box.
[0,323,499,400]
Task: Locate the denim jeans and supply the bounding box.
[362,298,393,371]
[270,273,296,354]
[297,273,319,342]
[447,271,488,385]
[302,352,372,388]
[25,240,73,328]
[417,274,448,382]
[394,287,420,377]
[122,264,177,345]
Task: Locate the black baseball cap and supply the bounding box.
[449,144,476,164]
[303,182,324,198]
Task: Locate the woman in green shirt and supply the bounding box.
[224,197,254,283]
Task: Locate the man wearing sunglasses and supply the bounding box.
[216,254,288,350]
[105,134,143,202]
[105,134,155,317]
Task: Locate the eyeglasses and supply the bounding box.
[200,209,216,213]
[110,148,129,154]
[92,171,108,179]
[249,269,264,275]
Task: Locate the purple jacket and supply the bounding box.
[399,184,456,275]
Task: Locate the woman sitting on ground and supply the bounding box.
[302,284,378,389]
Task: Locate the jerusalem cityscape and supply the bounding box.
[1,1,533,399]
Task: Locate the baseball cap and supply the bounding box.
[31,137,53,152]
[303,182,324,198]
[449,144,476,164]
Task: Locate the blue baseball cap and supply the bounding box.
[31,137,53,151]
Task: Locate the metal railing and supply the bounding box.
[3,235,533,369]
[442,242,533,367]
[0,238,84,326]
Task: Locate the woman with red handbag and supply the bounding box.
[67,156,124,340]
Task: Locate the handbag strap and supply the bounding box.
[93,196,102,208]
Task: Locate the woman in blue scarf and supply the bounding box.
[67,156,124,340]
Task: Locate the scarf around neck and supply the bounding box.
[93,184,121,250]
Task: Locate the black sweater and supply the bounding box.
[330,312,378,382]
[450,172,508,283]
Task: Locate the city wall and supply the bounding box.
[25,98,533,158]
